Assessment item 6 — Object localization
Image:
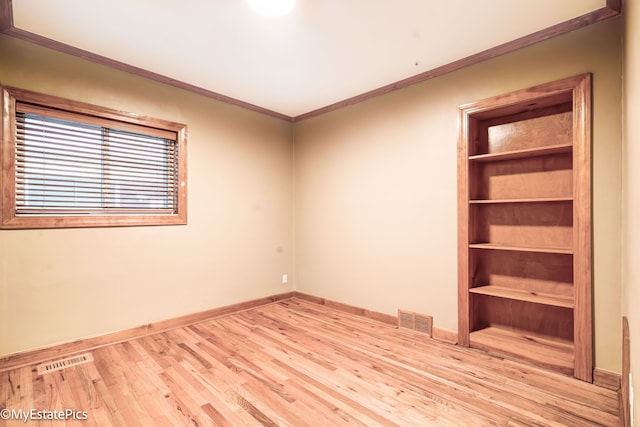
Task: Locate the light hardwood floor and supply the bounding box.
[0,298,619,426]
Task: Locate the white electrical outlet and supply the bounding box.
[282,274,288,284]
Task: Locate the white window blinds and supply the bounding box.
[15,102,179,216]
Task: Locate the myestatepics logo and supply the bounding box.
[0,408,88,423]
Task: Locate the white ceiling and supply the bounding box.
[11,0,606,118]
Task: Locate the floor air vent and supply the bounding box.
[36,353,94,375]
[398,310,433,337]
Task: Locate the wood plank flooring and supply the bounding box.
[0,298,620,426]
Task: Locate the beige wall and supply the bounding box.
[0,35,294,357]
[294,18,623,373]
[624,0,640,422]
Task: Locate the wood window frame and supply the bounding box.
[1,86,187,229]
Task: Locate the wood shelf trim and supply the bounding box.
[469,285,574,308]
[469,197,573,204]
[469,243,573,255]
[469,143,572,162]
[470,327,574,375]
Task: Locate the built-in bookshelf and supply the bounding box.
[457,74,592,381]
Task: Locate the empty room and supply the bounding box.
[1,0,639,425]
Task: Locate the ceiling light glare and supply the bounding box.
[246,0,296,17]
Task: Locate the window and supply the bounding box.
[1,87,187,228]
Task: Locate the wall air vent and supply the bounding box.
[398,310,415,329]
[414,314,433,336]
[398,310,433,337]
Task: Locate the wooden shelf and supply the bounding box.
[469,197,572,204]
[469,143,572,162]
[469,285,574,308]
[470,327,574,376]
[469,243,573,255]
[459,75,592,381]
